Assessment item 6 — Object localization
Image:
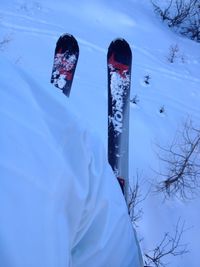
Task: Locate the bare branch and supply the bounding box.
[156,119,200,200]
[128,174,150,227]
[152,0,200,42]
[144,219,189,267]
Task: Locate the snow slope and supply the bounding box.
[0,0,200,266]
[0,54,143,266]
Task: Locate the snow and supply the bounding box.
[0,55,142,266]
[109,69,129,134]
[0,0,200,266]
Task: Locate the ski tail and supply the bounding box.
[107,38,132,203]
[51,33,79,97]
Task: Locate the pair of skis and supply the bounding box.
[51,34,132,203]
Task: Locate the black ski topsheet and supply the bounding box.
[51,33,79,97]
[107,38,132,201]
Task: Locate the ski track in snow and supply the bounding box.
[1,5,199,131]
[1,21,58,37]
[134,46,200,83]
[2,7,199,124]
[77,37,106,54]
[136,63,200,83]
[0,10,52,25]
[1,8,199,83]
[0,11,106,55]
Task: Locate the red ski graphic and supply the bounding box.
[108,53,129,78]
[51,34,79,97]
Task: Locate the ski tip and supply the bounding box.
[109,38,131,47]
[60,33,74,39]
[107,38,132,63]
[56,33,79,52]
[108,38,132,55]
[112,37,127,43]
[62,33,72,36]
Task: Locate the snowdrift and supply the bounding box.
[0,56,143,266]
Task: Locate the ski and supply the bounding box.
[51,33,79,97]
[107,38,132,203]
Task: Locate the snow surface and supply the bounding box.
[0,0,200,266]
[0,55,143,267]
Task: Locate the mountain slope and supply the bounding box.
[0,1,200,266]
